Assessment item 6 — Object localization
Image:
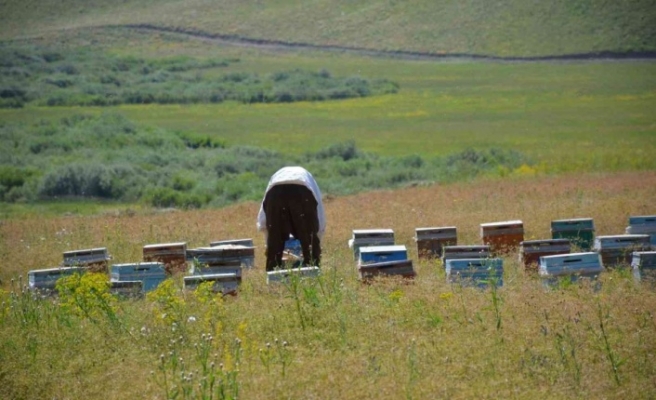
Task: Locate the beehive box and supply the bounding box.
[183,272,241,295]
[210,238,254,248]
[207,243,256,268]
[445,258,503,288]
[187,247,251,267]
[593,235,652,268]
[267,266,320,284]
[415,227,457,259]
[631,251,656,283]
[359,245,408,265]
[110,262,167,292]
[284,236,303,257]
[519,239,571,271]
[189,259,242,276]
[348,229,395,259]
[109,281,143,298]
[441,245,491,264]
[28,266,86,294]
[359,259,416,280]
[551,218,595,251]
[480,220,524,254]
[626,215,656,245]
[143,242,187,275]
[539,252,603,287]
[62,247,110,272]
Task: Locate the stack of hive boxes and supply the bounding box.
[358,244,415,280]
[143,242,187,275]
[551,218,595,251]
[184,246,243,295]
[519,239,571,272]
[414,227,457,259]
[593,235,652,267]
[480,220,524,255]
[626,215,656,245]
[28,247,111,295]
[539,252,603,287]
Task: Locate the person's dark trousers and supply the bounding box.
[264,184,321,271]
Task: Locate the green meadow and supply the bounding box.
[3,30,656,166]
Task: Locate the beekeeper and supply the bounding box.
[257,166,326,271]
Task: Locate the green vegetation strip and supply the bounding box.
[0,113,528,208]
[0,43,398,108]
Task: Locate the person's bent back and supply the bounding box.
[256,166,326,271]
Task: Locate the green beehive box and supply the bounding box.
[551,218,595,251]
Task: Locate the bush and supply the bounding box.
[39,164,120,199]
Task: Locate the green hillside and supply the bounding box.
[2,0,655,57]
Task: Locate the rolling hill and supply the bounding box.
[1,0,655,57]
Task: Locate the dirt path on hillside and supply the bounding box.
[112,23,656,62]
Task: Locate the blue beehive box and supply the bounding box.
[110,262,167,292]
[267,266,320,284]
[631,251,656,283]
[183,272,241,295]
[359,259,416,280]
[539,252,603,287]
[284,235,302,257]
[359,245,408,265]
[445,258,503,288]
[349,229,395,259]
[551,218,595,251]
[28,266,86,294]
[441,245,491,264]
[626,215,656,245]
[594,234,652,267]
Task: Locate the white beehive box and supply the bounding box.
[267,266,320,284]
[349,229,395,259]
[539,252,603,287]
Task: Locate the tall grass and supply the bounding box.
[1,171,655,398]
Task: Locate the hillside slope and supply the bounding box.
[1,0,655,57]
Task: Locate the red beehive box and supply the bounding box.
[143,242,187,275]
[519,239,571,272]
[480,220,524,255]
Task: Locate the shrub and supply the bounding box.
[39,163,119,199]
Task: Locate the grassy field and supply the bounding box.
[1,8,656,398]
[2,0,655,57]
[2,171,656,399]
